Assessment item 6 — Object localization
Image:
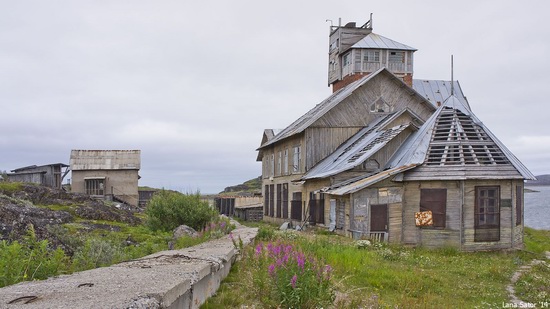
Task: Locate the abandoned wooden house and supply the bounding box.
[6,163,69,189]
[69,150,141,207]
[256,18,535,250]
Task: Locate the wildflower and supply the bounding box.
[255,243,262,256]
[268,264,276,276]
[229,232,234,240]
[291,274,297,288]
[220,221,226,229]
[296,253,306,271]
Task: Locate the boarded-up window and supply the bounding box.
[269,184,275,217]
[282,184,289,218]
[516,186,522,226]
[309,192,325,225]
[290,192,302,220]
[475,186,500,242]
[420,189,447,228]
[276,184,282,218]
[264,185,269,216]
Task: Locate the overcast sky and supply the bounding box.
[1,0,549,193]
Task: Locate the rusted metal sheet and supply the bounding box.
[415,210,433,227]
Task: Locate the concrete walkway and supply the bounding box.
[0,221,258,309]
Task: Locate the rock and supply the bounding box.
[172,225,199,240]
[279,222,291,230]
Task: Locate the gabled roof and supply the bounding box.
[351,32,417,51]
[302,111,415,180]
[258,68,433,150]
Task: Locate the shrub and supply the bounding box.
[0,225,68,288]
[72,238,124,271]
[145,190,217,232]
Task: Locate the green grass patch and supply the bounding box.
[205,227,550,308]
[0,182,24,195]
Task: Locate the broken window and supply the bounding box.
[389,51,404,63]
[420,189,447,228]
[369,97,390,113]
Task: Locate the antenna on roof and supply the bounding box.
[451,55,454,96]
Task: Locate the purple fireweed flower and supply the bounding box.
[229,232,234,240]
[255,243,262,256]
[220,221,226,229]
[268,264,276,276]
[267,242,273,254]
[282,253,290,264]
[296,253,305,270]
[291,274,297,289]
[284,245,293,254]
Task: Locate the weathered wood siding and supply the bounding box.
[346,180,403,243]
[402,181,461,247]
[402,179,524,250]
[403,165,524,181]
[305,127,362,171]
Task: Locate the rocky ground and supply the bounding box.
[0,183,142,252]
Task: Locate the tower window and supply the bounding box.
[389,51,405,63]
[364,50,380,62]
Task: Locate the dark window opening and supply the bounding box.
[420,189,447,228]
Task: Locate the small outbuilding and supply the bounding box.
[70,150,141,207]
[6,163,69,189]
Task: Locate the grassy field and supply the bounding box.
[203,225,550,309]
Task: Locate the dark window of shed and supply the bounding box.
[420,189,447,228]
[516,186,522,226]
[475,186,500,242]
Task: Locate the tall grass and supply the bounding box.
[204,226,550,308]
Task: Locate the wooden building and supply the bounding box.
[256,18,535,250]
[7,163,69,189]
[70,150,141,207]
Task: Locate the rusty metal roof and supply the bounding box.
[351,32,416,51]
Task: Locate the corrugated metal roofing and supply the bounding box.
[412,80,470,110]
[352,33,417,51]
[303,116,410,180]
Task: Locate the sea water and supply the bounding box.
[525,186,550,230]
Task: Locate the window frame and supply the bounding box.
[292,145,301,173]
[474,186,501,242]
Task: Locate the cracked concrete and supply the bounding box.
[0,221,258,309]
